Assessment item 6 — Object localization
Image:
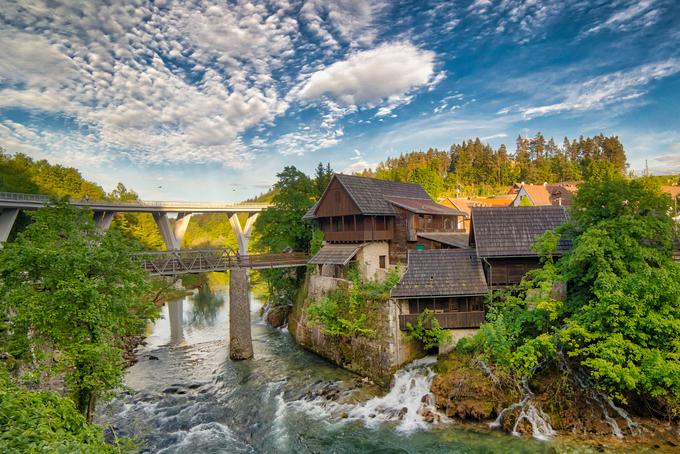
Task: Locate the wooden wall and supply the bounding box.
[486,257,541,286]
[315,178,361,217]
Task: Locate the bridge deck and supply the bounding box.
[0,192,270,213]
[135,249,309,275]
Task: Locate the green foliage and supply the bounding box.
[307,266,401,338]
[0,370,118,453]
[405,309,449,350]
[0,200,158,420]
[255,164,331,307]
[359,133,627,198]
[462,176,680,416]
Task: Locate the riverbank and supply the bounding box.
[430,350,680,452]
[104,287,629,453]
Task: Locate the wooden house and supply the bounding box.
[304,174,466,276]
[391,249,487,330]
[470,206,570,286]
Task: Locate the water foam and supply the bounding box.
[288,356,444,432]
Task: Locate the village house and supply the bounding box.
[304,174,466,280]
[470,205,571,286]
[391,249,487,349]
[512,182,578,207]
[438,195,513,231]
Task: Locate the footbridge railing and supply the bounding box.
[134,248,309,275]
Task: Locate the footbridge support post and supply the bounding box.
[0,208,19,246]
[227,212,259,360]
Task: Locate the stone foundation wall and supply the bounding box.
[289,272,423,387]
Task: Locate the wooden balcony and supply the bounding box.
[325,229,394,242]
[399,311,485,331]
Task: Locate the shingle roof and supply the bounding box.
[334,174,431,216]
[417,232,470,248]
[308,244,361,265]
[471,206,570,257]
[384,196,465,216]
[391,249,488,298]
[302,200,319,220]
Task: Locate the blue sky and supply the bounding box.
[1,0,679,201]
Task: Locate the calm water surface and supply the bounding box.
[99,284,605,453]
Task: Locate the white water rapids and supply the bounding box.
[282,356,445,433]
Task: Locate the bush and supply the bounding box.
[406,309,449,350]
[0,370,117,453]
[306,265,401,338]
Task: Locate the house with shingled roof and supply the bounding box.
[391,249,487,332]
[470,205,570,286]
[304,173,466,281]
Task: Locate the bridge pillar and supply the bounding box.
[174,212,193,247]
[229,267,253,360]
[153,212,192,250]
[228,213,259,255]
[0,208,19,246]
[93,211,115,233]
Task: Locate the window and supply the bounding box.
[335,217,343,231]
[379,255,386,269]
[457,216,465,230]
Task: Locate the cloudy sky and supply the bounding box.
[1,0,679,201]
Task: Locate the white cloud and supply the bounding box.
[480,133,507,141]
[299,42,437,105]
[522,59,680,119]
[343,148,378,173]
[0,0,299,167]
[300,0,385,49]
[584,0,659,35]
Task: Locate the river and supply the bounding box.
[98,284,611,453]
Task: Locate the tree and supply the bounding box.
[461,174,680,416]
[255,166,324,306]
[0,200,156,421]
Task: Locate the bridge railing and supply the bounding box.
[0,191,271,209]
[133,249,309,275]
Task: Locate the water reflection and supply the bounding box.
[187,283,225,328]
[168,299,184,345]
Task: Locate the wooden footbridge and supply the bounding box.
[135,248,309,276]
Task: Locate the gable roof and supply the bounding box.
[391,249,488,298]
[519,184,552,205]
[471,206,570,257]
[305,173,445,219]
[335,174,430,215]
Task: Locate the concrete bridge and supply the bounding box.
[0,191,269,253]
[0,191,300,362]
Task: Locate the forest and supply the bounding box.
[360,133,630,197]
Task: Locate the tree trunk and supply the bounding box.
[229,268,253,360]
[76,388,97,422]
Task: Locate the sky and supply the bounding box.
[1,0,679,201]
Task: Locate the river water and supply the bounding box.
[98,285,602,453]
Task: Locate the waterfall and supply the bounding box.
[346,356,442,432]
[556,351,640,438]
[490,378,556,441]
[288,356,444,432]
